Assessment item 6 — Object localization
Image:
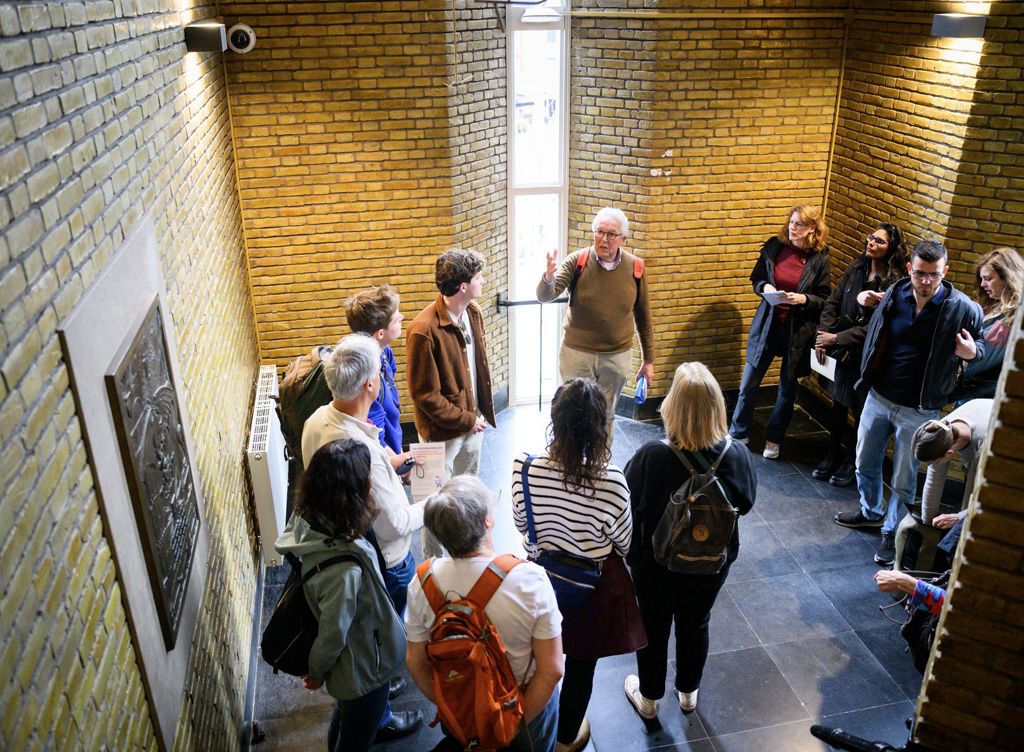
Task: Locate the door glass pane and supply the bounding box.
[512,29,562,186]
[512,193,562,402]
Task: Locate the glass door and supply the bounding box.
[507,1,569,405]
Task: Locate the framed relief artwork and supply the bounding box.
[105,296,201,650]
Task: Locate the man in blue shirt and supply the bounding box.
[835,240,985,566]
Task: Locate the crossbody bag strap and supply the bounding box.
[520,454,539,547]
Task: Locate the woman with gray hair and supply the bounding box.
[537,207,655,431]
[404,476,565,752]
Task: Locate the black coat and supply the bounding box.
[747,237,831,382]
[818,256,903,406]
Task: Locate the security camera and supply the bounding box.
[227,23,256,54]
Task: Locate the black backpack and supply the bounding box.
[277,346,334,470]
[261,551,360,676]
[652,437,737,575]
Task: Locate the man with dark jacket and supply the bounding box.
[835,240,984,566]
[407,249,496,554]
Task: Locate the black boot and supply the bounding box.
[812,452,837,480]
[829,457,856,487]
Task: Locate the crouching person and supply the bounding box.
[405,476,565,752]
[275,440,415,752]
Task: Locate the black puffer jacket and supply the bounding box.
[857,278,985,410]
[747,237,831,382]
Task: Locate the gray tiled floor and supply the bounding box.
[251,403,921,752]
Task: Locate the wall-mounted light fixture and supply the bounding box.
[931,13,986,39]
[184,22,227,52]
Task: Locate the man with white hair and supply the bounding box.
[537,207,654,426]
[301,334,425,742]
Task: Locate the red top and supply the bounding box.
[774,244,808,322]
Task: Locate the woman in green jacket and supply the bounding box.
[275,439,416,751]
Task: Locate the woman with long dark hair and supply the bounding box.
[511,378,642,752]
[624,363,755,720]
[812,222,908,485]
[729,205,831,459]
[276,439,416,752]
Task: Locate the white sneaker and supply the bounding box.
[624,674,658,720]
[762,442,780,459]
[676,688,699,712]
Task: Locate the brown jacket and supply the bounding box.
[406,295,495,442]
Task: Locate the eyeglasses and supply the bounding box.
[911,270,943,281]
[866,235,888,246]
[594,230,622,239]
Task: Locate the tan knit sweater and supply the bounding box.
[536,247,654,361]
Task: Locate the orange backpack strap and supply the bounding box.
[416,557,447,616]
[633,256,645,279]
[465,554,523,610]
[575,250,588,276]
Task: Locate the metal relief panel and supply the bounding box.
[104,296,200,650]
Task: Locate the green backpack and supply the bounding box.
[277,346,334,471]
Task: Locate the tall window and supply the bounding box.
[507,1,569,405]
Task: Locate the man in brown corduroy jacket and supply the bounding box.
[407,250,496,538]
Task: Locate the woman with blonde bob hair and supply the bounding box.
[954,247,1024,404]
[622,363,756,720]
[729,205,831,459]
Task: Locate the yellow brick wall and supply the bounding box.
[448,2,509,389]
[569,2,844,394]
[221,0,510,407]
[0,2,259,750]
[827,13,989,288]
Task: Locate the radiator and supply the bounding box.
[247,365,289,566]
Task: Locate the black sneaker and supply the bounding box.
[874,532,896,565]
[812,454,837,480]
[834,510,883,529]
[829,459,856,487]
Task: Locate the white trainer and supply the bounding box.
[624,674,658,720]
[676,688,699,712]
[762,443,780,459]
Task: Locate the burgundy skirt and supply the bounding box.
[560,554,647,661]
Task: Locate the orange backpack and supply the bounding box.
[416,555,525,751]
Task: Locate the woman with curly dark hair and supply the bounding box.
[276,439,417,751]
[511,378,643,752]
[812,222,908,486]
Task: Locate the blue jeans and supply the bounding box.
[509,688,559,752]
[327,683,390,752]
[384,551,416,617]
[856,389,938,535]
[730,329,797,444]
